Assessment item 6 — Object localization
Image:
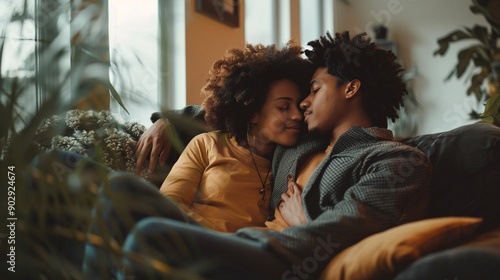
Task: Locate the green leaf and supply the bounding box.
[482,92,500,118]
[470,109,483,120]
[445,69,456,81]
[471,0,490,18]
[456,45,490,78]
[467,70,488,100]
[456,50,474,78]
[470,25,490,45]
[106,81,130,115]
[78,44,108,63]
[474,86,484,101]
[472,55,491,67]
[471,0,500,34]
[480,115,495,123]
[434,30,472,56]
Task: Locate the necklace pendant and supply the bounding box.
[259,188,265,194]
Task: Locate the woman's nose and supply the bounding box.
[290,107,303,121]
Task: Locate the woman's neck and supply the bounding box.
[243,136,276,160]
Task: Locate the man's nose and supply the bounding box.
[300,95,311,110]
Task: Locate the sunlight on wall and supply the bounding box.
[108,0,158,125]
[185,0,245,106]
[334,0,487,134]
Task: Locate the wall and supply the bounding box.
[334,0,487,134]
[185,0,246,106]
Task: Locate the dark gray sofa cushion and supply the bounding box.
[394,245,500,280]
[401,123,500,233]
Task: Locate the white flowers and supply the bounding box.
[38,110,149,177]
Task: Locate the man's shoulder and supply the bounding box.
[366,138,427,156]
[346,138,430,165]
[348,140,432,181]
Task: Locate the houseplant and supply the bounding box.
[0,1,156,278]
[1,1,200,278]
[434,0,500,126]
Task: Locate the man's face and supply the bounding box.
[300,67,349,135]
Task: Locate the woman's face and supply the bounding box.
[251,79,304,147]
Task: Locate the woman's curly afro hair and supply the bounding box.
[304,31,408,128]
[202,43,314,142]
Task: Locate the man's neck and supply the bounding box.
[329,118,373,147]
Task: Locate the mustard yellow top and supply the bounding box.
[160,131,272,233]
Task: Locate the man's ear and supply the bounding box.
[345,79,361,99]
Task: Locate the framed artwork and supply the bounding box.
[195,0,239,28]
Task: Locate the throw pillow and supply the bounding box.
[320,217,483,280]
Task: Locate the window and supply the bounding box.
[300,0,334,47]
[245,0,292,46]
[1,0,37,126]
[108,0,158,125]
[158,0,186,111]
[3,0,188,128]
[108,0,186,124]
[245,0,334,48]
[245,0,276,45]
[1,0,71,129]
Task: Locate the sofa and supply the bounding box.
[23,119,500,279]
[320,123,500,279]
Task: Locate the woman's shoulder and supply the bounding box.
[187,131,240,161]
[190,130,227,146]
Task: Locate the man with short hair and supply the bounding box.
[126,31,431,280]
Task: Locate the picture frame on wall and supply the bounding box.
[195,0,239,28]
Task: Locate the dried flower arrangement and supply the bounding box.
[4,109,153,179]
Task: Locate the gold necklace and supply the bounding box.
[249,149,271,207]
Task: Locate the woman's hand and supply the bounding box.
[135,118,172,174]
[279,181,308,226]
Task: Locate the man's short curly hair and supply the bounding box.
[304,31,407,128]
[202,43,314,142]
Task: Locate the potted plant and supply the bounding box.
[0,1,133,278]
[434,0,500,125]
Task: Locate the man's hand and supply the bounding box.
[280,181,308,226]
[135,118,172,174]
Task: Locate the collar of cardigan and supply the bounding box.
[330,125,394,154]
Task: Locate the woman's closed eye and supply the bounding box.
[277,106,289,112]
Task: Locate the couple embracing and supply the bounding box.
[84,31,431,280]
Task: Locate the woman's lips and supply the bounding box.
[285,124,302,132]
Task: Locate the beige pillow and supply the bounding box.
[320,217,483,280]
